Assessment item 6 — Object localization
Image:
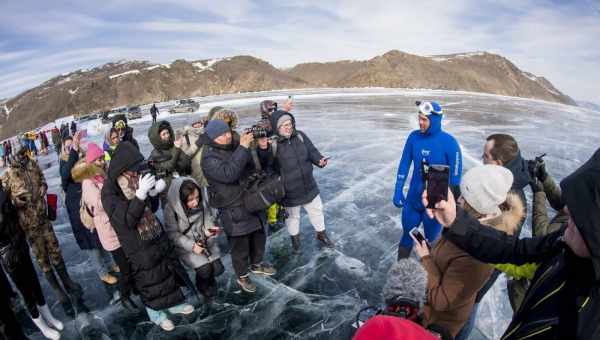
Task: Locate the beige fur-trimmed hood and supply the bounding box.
[480,192,525,236]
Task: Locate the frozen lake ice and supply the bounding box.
[10,88,600,339]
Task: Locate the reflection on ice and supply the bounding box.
[16,89,599,339]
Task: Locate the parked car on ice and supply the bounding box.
[169,99,199,114]
[127,106,143,120]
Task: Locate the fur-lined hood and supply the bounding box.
[479,192,525,236]
[71,161,105,183]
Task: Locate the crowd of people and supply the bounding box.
[353,101,599,339]
[0,98,598,340]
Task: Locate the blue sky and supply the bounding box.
[1,0,599,104]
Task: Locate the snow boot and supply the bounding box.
[237,275,257,293]
[38,304,64,331]
[250,263,276,276]
[32,316,61,340]
[291,235,301,254]
[316,231,334,248]
[55,262,82,296]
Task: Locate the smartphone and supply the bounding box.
[426,164,450,209]
[409,227,427,244]
[79,129,88,138]
[323,156,332,161]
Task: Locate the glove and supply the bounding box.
[148,179,167,197]
[529,177,544,193]
[535,160,548,182]
[393,192,405,208]
[135,174,156,201]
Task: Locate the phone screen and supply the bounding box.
[80,129,88,138]
[410,227,426,244]
[427,165,449,209]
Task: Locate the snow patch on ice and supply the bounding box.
[109,69,140,79]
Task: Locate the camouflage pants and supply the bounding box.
[19,216,65,273]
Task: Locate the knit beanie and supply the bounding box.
[205,120,230,140]
[460,165,514,215]
[276,114,292,129]
[85,143,104,164]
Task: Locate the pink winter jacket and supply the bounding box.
[82,176,121,251]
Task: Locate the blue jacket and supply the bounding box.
[393,113,462,210]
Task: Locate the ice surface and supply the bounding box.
[11,89,600,339]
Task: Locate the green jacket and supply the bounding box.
[532,176,567,237]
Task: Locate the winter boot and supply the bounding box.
[250,263,276,276]
[291,235,301,254]
[397,245,411,260]
[38,304,64,331]
[316,230,335,248]
[31,316,61,340]
[55,262,82,296]
[236,275,257,293]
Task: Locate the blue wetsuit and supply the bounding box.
[393,113,462,250]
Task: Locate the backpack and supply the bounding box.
[80,196,95,231]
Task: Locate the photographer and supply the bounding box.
[269,110,334,253]
[164,177,224,300]
[199,119,276,293]
[422,148,600,339]
[412,165,523,339]
[147,120,192,205]
[101,142,193,331]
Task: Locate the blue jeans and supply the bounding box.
[399,202,442,249]
[84,248,114,278]
[455,302,479,340]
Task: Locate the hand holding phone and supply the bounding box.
[79,129,88,138]
[409,227,431,257]
[426,164,450,209]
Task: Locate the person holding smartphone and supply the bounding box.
[393,101,462,259]
[164,177,224,300]
[411,165,521,339]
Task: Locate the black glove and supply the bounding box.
[535,160,548,182]
[530,177,544,193]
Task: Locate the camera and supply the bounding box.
[527,153,546,178]
[246,123,269,139]
[138,153,173,180]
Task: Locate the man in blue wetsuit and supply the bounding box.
[393,101,462,259]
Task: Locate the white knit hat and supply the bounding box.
[460,165,514,215]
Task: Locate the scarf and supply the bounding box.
[117,174,163,241]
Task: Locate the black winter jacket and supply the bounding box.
[101,142,184,310]
[270,111,323,207]
[197,134,263,237]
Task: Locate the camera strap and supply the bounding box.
[250,147,263,172]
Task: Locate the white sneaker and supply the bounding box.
[38,304,64,331]
[160,319,175,332]
[32,316,61,340]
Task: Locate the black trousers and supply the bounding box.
[111,248,133,298]
[0,288,28,340]
[228,228,266,277]
[194,259,224,296]
[3,250,46,318]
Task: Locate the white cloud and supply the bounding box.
[1,0,599,104]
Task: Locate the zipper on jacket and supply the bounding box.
[530,281,565,310]
[578,296,590,312]
[514,261,557,317]
[516,325,553,340]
